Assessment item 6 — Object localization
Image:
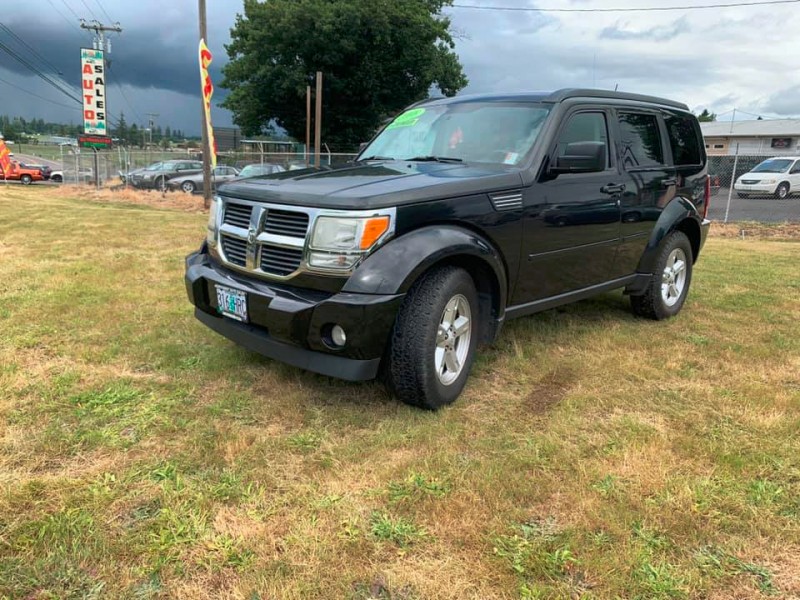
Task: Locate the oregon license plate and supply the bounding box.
[215,285,248,322]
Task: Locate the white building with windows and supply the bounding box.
[701,119,800,156]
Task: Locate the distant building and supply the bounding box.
[701,119,800,156]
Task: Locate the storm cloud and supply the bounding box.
[1,0,799,135]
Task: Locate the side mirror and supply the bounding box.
[551,142,607,173]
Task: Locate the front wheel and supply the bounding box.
[181,180,196,193]
[155,176,168,191]
[630,231,693,320]
[775,182,790,199]
[20,174,32,185]
[384,266,478,410]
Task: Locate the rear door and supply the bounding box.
[610,109,676,278]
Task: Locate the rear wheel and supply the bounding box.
[52,174,63,183]
[630,231,693,320]
[181,180,196,193]
[20,174,32,185]
[775,182,790,199]
[384,266,478,410]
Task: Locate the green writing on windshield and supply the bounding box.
[386,108,426,130]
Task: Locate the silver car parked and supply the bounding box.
[167,166,240,193]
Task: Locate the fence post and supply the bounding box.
[724,143,739,224]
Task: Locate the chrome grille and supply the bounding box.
[264,209,309,238]
[221,235,247,267]
[223,202,253,228]
[260,244,303,276]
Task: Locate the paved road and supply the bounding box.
[708,187,800,223]
[12,153,63,170]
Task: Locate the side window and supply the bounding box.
[791,161,800,174]
[554,111,609,172]
[617,112,665,168]
[664,113,701,166]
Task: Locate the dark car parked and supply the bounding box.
[127,160,203,190]
[185,89,711,409]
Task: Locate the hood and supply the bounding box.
[217,161,524,209]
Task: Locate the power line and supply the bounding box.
[77,0,98,20]
[0,22,65,76]
[93,0,114,23]
[451,0,800,12]
[0,40,81,105]
[107,63,142,123]
[0,75,79,110]
[45,0,92,41]
[59,0,83,21]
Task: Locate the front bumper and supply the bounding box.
[734,182,777,194]
[699,218,711,255]
[185,246,404,381]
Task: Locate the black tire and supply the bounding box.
[181,180,196,193]
[384,266,479,410]
[775,182,790,199]
[630,231,693,320]
[52,174,63,183]
[155,176,168,191]
[20,174,32,185]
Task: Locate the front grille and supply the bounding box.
[221,235,247,267]
[259,244,303,276]
[264,209,309,238]
[223,202,253,228]
[741,179,759,185]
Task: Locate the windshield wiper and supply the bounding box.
[404,155,463,163]
[359,155,395,161]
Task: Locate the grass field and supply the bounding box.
[1,187,799,599]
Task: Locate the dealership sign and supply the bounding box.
[78,134,112,149]
[81,48,107,134]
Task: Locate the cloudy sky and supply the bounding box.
[2,0,799,136]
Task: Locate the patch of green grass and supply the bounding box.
[369,512,427,546]
[386,472,450,503]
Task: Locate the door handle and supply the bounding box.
[600,183,625,194]
[662,178,678,187]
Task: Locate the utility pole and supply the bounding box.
[305,85,311,168]
[80,19,121,185]
[314,71,322,169]
[146,112,159,146]
[198,0,212,209]
[80,20,122,53]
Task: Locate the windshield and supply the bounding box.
[145,162,164,171]
[360,101,552,166]
[751,159,792,173]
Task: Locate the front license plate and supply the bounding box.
[216,285,248,322]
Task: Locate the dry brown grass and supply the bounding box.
[1,186,799,599]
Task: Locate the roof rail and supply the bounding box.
[544,88,689,110]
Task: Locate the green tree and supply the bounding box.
[164,125,172,140]
[115,112,128,144]
[129,123,139,147]
[221,0,467,150]
[697,109,716,122]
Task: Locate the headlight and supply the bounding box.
[762,179,776,184]
[308,214,392,271]
[206,196,220,245]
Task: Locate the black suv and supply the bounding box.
[185,89,710,409]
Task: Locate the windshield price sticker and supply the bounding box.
[386,108,426,130]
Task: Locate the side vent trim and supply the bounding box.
[489,191,523,212]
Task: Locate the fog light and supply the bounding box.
[331,325,347,347]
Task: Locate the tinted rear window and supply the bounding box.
[617,112,664,168]
[665,114,702,166]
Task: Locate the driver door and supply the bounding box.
[515,108,622,303]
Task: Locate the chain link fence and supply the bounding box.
[54,149,359,187]
[707,150,800,223]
